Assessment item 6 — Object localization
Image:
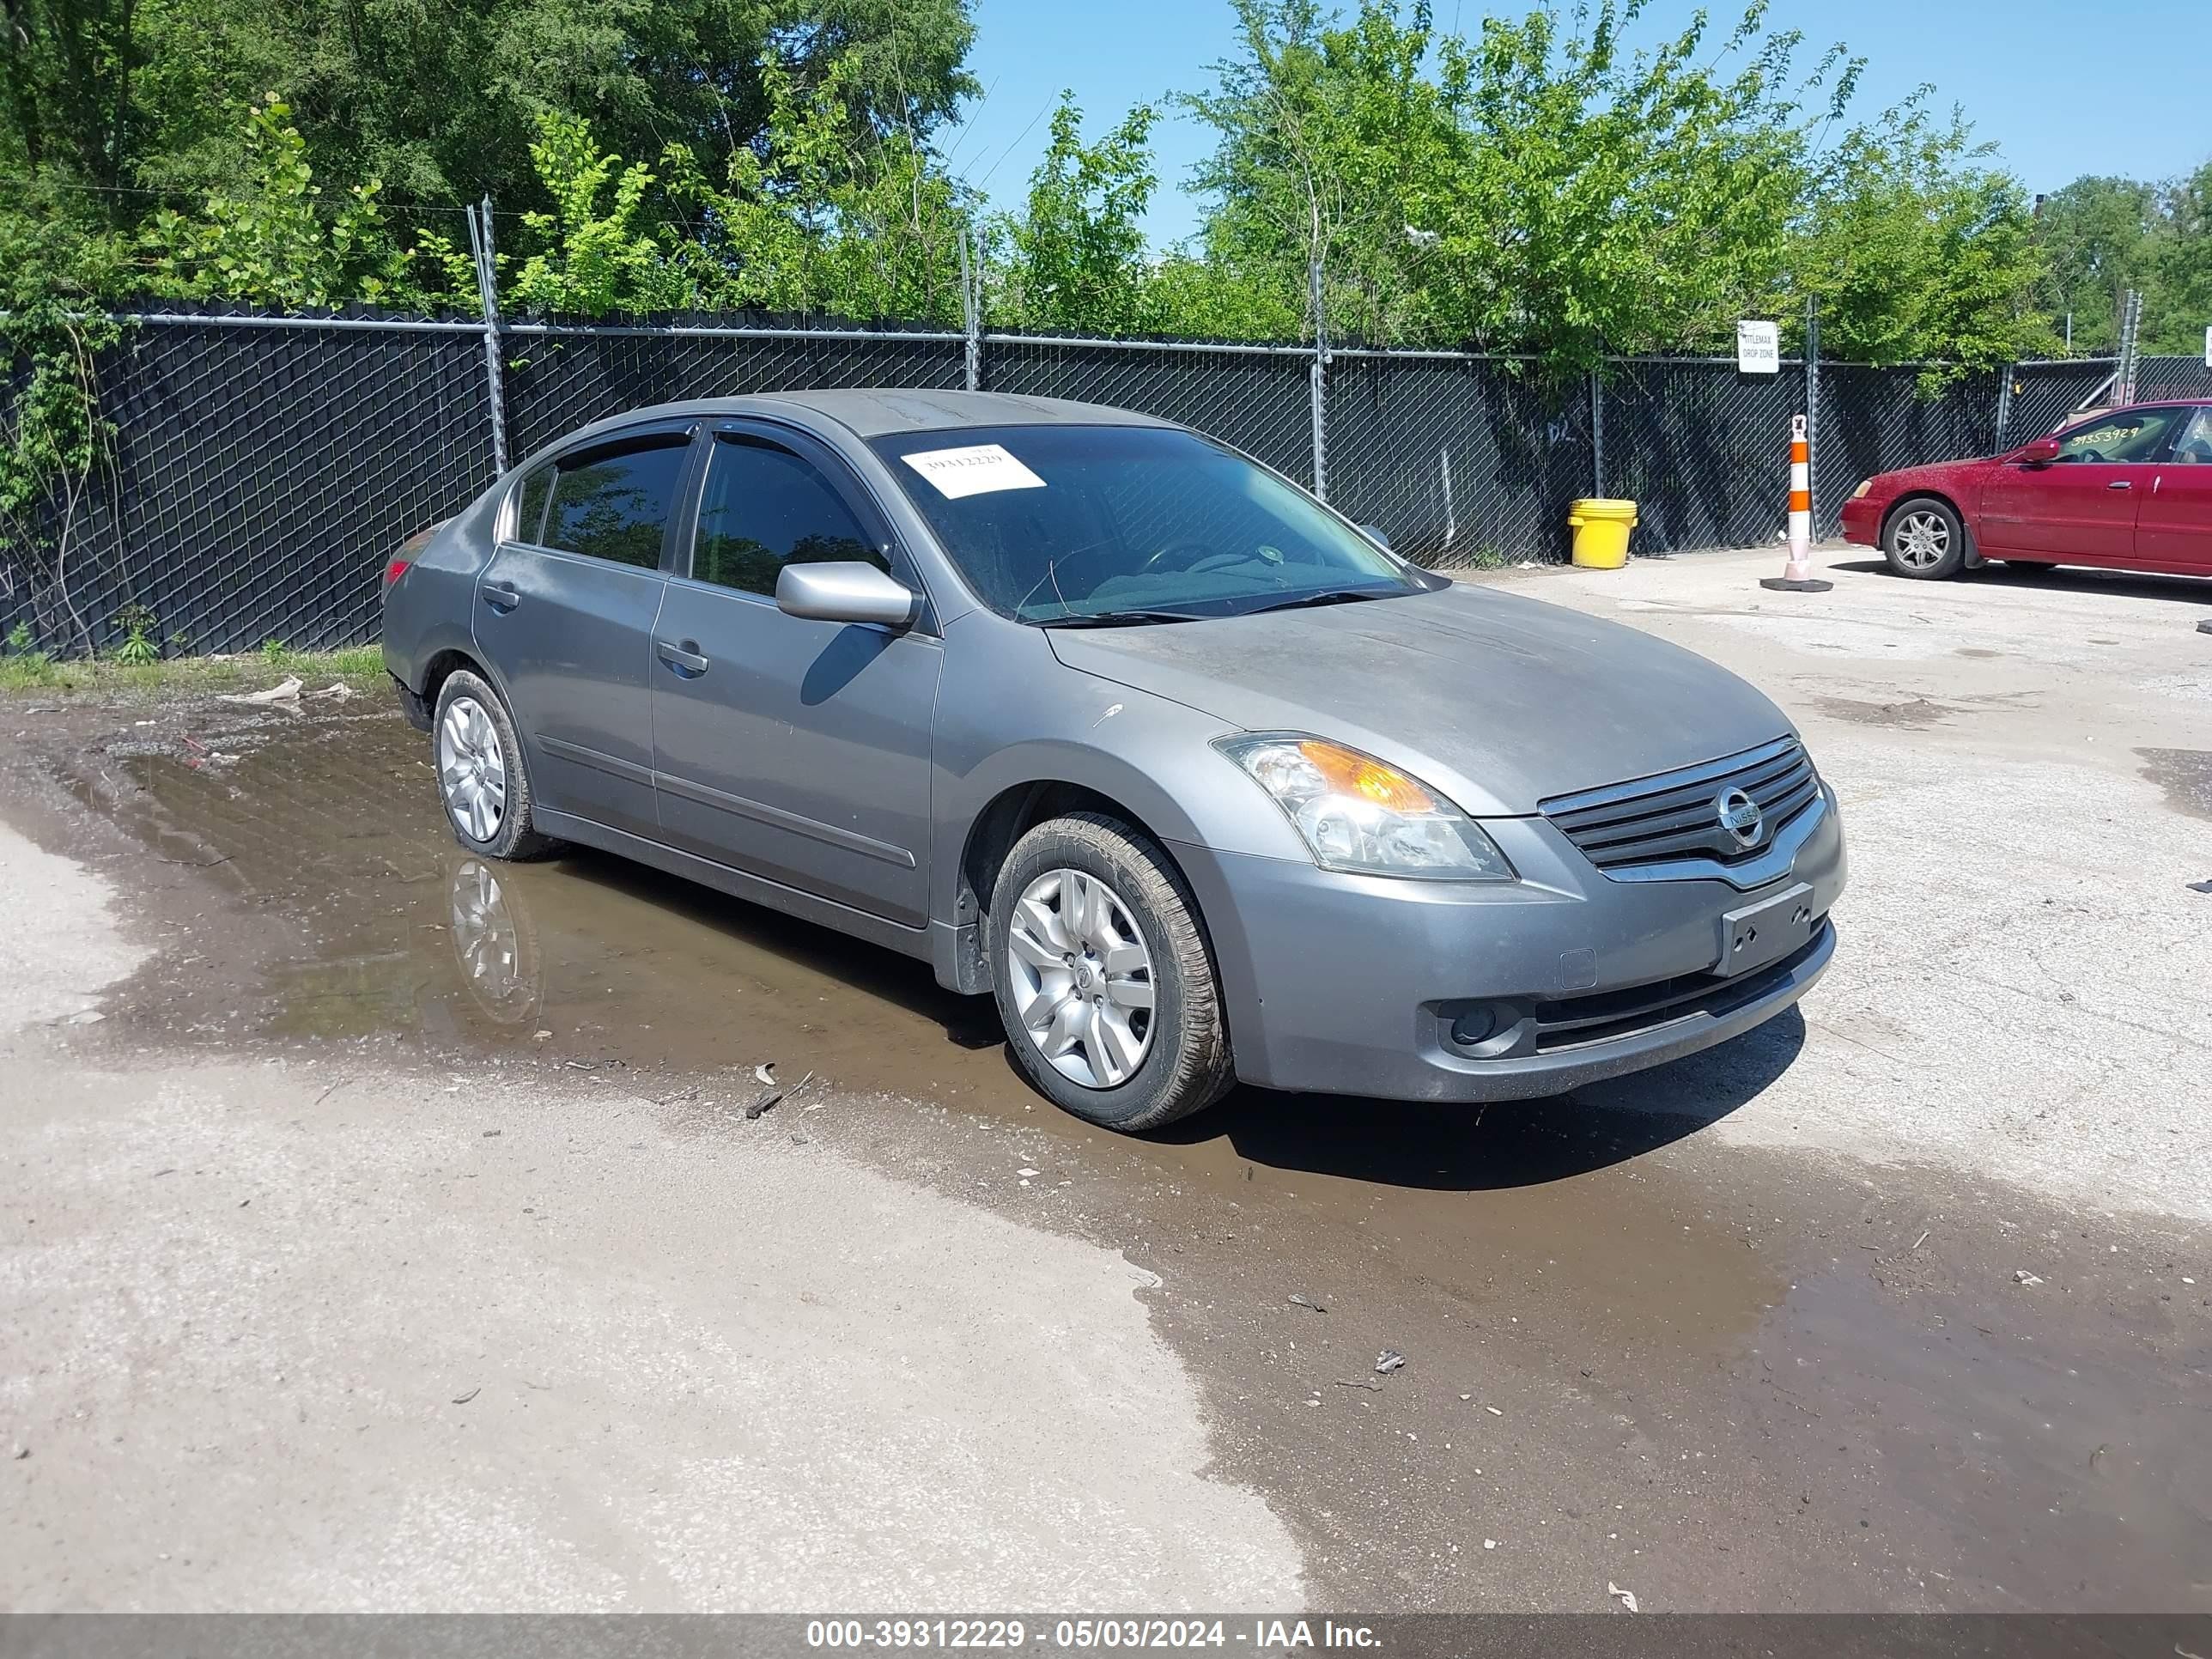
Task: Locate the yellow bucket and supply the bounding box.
[1568,497,1638,568]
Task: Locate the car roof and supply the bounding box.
[545,389,1178,455]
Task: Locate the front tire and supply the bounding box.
[988,812,1234,1133]
[431,670,559,860]
[1883,497,1967,580]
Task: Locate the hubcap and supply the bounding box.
[1893,510,1949,569]
[438,696,507,842]
[1005,868,1158,1089]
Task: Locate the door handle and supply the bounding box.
[655,638,709,678]
[2106,479,2132,490]
[481,583,521,611]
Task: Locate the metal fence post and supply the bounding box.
[1802,295,1820,532]
[1994,365,2016,452]
[1308,256,1329,500]
[958,228,982,393]
[2116,289,2142,404]
[1590,368,1605,497]
[465,198,510,475]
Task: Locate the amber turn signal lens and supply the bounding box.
[1295,739,1436,812]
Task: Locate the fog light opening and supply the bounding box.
[1449,1004,1500,1048]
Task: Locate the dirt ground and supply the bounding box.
[2,545,2206,1613]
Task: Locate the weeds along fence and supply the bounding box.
[0,303,2145,658]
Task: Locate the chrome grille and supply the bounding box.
[1540,737,1820,872]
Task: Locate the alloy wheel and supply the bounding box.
[1004,867,1158,1089]
[438,696,507,842]
[1892,509,1950,570]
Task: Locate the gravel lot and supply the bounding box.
[2,545,2206,1613]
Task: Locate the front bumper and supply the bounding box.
[1168,786,1845,1102]
[1840,495,1881,546]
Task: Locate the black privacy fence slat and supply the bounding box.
[4,318,497,656]
[1813,366,2000,536]
[1326,354,1591,567]
[503,326,969,459]
[982,337,1316,488]
[2004,360,2121,449]
[1,306,2171,658]
[2133,355,2212,403]
[1604,359,1808,552]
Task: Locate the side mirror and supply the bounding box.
[1359,523,1393,550]
[2017,436,2062,465]
[775,562,919,629]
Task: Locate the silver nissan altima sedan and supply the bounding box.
[381,390,1844,1131]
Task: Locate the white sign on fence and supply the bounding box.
[2203,324,2211,369]
[1736,319,1780,375]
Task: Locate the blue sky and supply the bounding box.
[936,0,2212,247]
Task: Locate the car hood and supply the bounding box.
[1867,454,1999,499]
[1047,582,1794,817]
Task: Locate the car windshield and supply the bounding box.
[867,424,1424,623]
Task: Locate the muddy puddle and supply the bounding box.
[12,697,2211,1608]
[36,702,1808,1351]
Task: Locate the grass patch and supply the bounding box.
[0,644,388,700]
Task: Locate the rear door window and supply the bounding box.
[542,436,690,568]
[2169,407,2212,465]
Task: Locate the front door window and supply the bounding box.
[2050,407,2185,465]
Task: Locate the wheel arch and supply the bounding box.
[419,646,488,708]
[944,774,1207,996]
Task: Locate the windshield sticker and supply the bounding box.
[901,443,1048,500]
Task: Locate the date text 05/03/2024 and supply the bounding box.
[803,1619,1383,1650]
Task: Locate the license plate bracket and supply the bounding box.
[1717,883,1816,978]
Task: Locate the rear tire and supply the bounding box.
[988,811,1234,1133]
[1883,497,1967,580]
[431,670,559,861]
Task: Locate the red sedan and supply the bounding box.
[1840,399,2212,580]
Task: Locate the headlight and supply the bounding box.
[1214,734,1514,880]
[1851,478,1872,498]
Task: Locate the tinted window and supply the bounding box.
[513,466,553,544]
[868,424,1418,623]
[692,435,882,596]
[543,438,689,568]
[2053,407,2185,464]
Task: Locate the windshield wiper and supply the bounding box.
[1241,587,1391,616]
[1036,608,1206,629]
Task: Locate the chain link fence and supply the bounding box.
[505,321,968,458]
[2133,355,2212,404]
[2,303,2177,658]
[1325,353,1592,566]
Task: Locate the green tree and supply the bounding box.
[2032,174,2167,354]
[514,58,975,324]
[1182,0,1871,362]
[1789,106,2057,370]
[0,0,980,226]
[138,100,472,310]
[1184,0,1470,345]
[994,94,1162,334]
[2152,161,2212,355]
[1429,0,1857,362]
[664,58,973,323]
[509,112,692,314]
